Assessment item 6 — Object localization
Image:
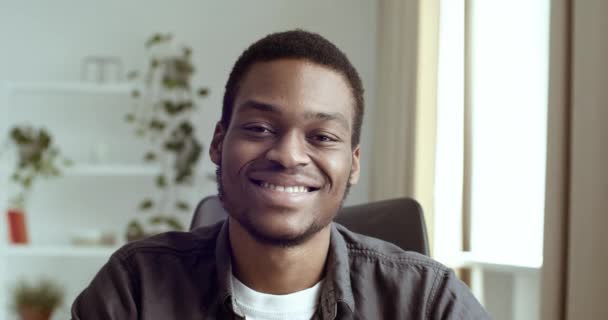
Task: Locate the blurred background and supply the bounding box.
[1,0,606,319]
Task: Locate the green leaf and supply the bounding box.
[125,113,136,122]
[145,33,172,48]
[162,77,177,89]
[149,119,166,131]
[131,90,140,98]
[179,121,194,135]
[148,216,184,231]
[176,201,190,211]
[126,220,145,241]
[149,216,164,225]
[155,175,167,188]
[143,152,156,162]
[22,176,33,189]
[139,199,154,210]
[163,141,183,152]
[164,217,185,231]
[197,88,209,97]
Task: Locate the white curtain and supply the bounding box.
[371,0,439,251]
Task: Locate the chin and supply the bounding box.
[234,212,329,248]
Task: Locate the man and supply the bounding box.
[72,30,489,319]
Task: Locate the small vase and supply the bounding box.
[7,208,28,244]
[18,306,52,320]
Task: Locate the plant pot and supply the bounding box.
[7,209,28,244]
[18,306,53,320]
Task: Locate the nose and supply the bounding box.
[265,131,311,168]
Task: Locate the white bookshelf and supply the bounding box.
[0,81,142,320]
[4,82,134,95]
[1,81,212,320]
[0,245,119,258]
[0,163,162,177]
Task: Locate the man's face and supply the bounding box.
[210,59,361,246]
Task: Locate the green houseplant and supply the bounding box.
[8,126,69,209]
[4,126,70,243]
[11,278,64,320]
[124,33,209,241]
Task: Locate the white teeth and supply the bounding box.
[259,181,309,193]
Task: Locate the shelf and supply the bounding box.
[3,82,135,95]
[442,251,542,273]
[65,164,161,176]
[1,163,212,179]
[0,163,162,177]
[0,244,119,258]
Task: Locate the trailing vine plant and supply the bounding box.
[124,33,209,241]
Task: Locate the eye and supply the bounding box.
[311,133,339,143]
[243,125,274,135]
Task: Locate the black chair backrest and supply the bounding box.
[190,196,429,255]
[334,198,429,255]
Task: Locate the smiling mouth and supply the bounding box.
[250,179,320,193]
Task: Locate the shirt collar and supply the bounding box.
[214,220,355,317]
[214,220,234,311]
[319,223,355,317]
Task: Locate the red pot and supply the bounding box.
[7,208,28,244]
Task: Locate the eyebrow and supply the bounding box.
[238,100,350,130]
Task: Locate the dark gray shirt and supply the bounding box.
[71,221,489,319]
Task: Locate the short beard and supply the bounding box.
[215,165,352,248]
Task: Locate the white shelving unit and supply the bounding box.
[4,82,135,95]
[0,163,162,177]
[0,245,119,258]
[0,81,147,320]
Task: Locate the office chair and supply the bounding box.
[190,196,429,256]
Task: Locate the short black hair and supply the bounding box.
[221,29,364,147]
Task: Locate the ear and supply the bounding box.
[209,122,225,165]
[349,145,361,184]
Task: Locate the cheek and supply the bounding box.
[221,137,263,169]
[319,152,353,189]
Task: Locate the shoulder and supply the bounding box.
[335,222,446,271]
[335,224,489,319]
[112,221,223,263]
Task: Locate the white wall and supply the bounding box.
[0,0,377,205]
[0,0,378,240]
[0,1,377,318]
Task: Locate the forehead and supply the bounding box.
[232,59,354,127]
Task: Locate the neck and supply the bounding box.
[228,217,331,295]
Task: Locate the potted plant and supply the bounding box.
[4,126,70,244]
[124,33,210,241]
[11,278,64,320]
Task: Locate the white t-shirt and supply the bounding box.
[231,274,323,320]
